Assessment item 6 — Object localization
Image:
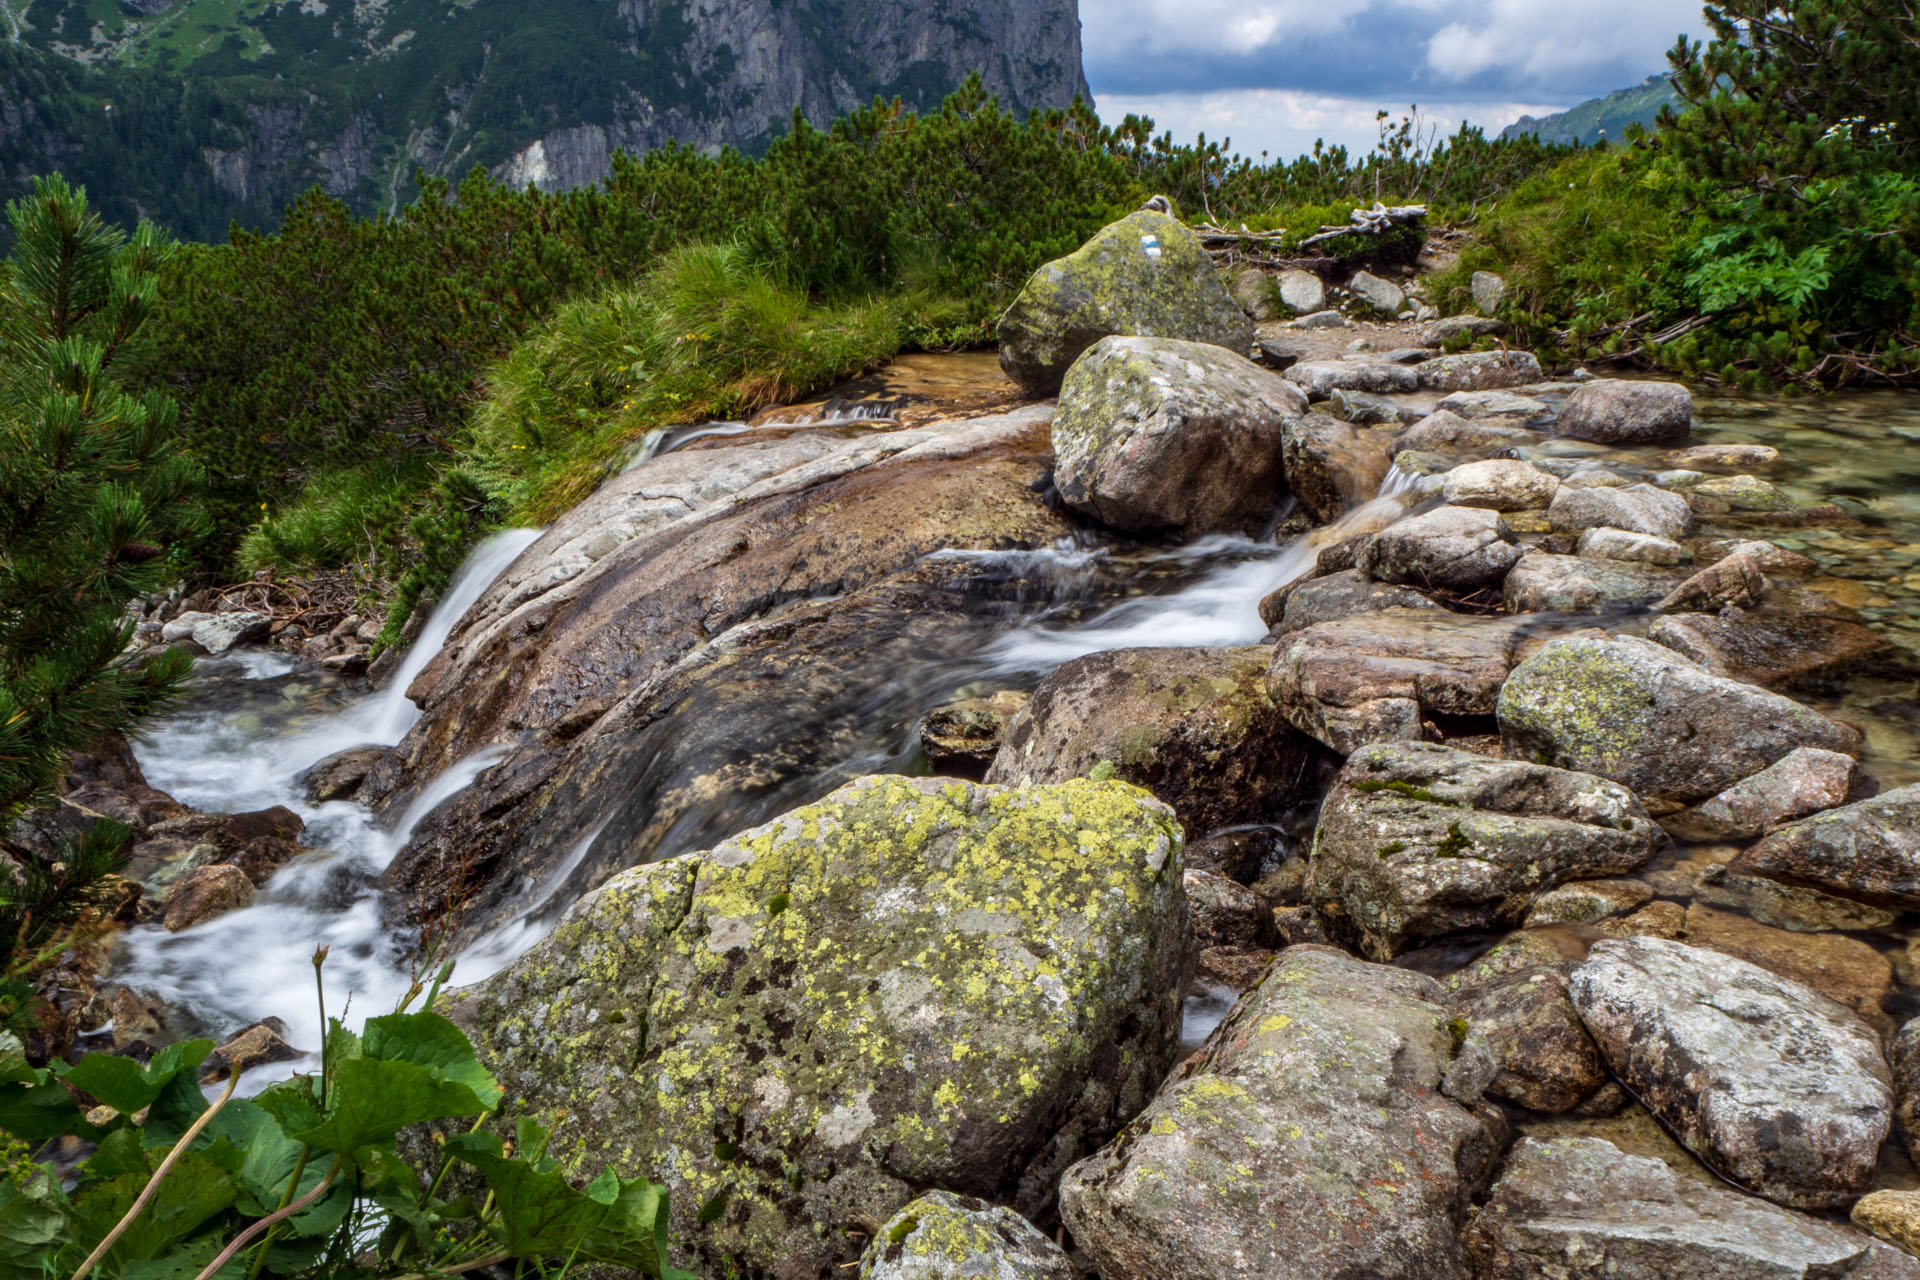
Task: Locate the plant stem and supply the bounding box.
[244,1143,314,1280]
[191,1165,340,1280]
[394,1250,512,1280]
[312,945,330,1103]
[70,1068,245,1280]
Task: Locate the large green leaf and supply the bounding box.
[359,1012,503,1110]
[446,1120,672,1274]
[67,1150,236,1268]
[0,1166,74,1280]
[0,1030,82,1141]
[60,1040,214,1113]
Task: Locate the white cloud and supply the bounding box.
[1422,0,1702,83]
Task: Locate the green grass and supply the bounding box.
[239,455,438,575]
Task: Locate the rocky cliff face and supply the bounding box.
[0,0,1088,237]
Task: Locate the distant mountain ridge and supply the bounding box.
[0,0,1089,240]
[1502,74,1680,146]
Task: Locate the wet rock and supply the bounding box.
[1498,636,1862,805]
[1548,482,1693,541]
[107,986,166,1053]
[997,208,1253,394]
[200,1019,303,1084]
[1444,931,1608,1112]
[58,736,186,833]
[1555,379,1693,445]
[1648,612,1891,687]
[1414,350,1544,392]
[1892,1020,1920,1165]
[1670,443,1783,471]
[297,746,392,804]
[1597,899,1689,940]
[1358,506,1523,592]
[1258,568,1436,636]
[1276,269,1325,316]
[1282,360,1418,399]
[1053,335,1307,536]
[162,864,255,932]
[1232,268,1279,321]
[321,646,370,675]
[1854,1191,1920,1261]
[1396,409,1538,455]
[449,775,1190,1280]
[1186,869,1276,986]
[986,646,1314,840]
[1694,863,1896,934]
[1502,552,1686,614]
[1328,387,1424,426]
[1270,610,1539,753]
[205,807,309,886]
[1440,458,1558,512]
[1348,269,1407,315]
[1524,878,1655,926]
[1569,936,1891,1210]
[919,691,1030,778]
[859,1191,1072,1280]
[1471,271,1506,315]
[1575,526,1693,565]
[1731,786,1920,911]
[1682,904,1892,1029]
[1280,411,1394,521]
[190,611,272,656]
[1658,547,1772,612]
[1664,748,1858,842]
[1466,1136,1920,1280]
[1058,946,1501,1280]
[1690,473,1799,513]
[1435,389,1550,420]
[1312,741,1656,959]
[159,610,214,644]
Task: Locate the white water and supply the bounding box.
[624,403,895,471]
[984,493,1413,673]
[109,531,541,1082]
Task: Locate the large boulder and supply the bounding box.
[985,646,1315,842]
[448,775,1191,1280]
[1466,1137,1920,1280]
[1548,482,1693,541]
[1498,636,1861,805]
[1271,610,1540,754]
[1357,507,1524,593]
[1569,937,1892,1210]
[1414,350,1544,392]
[1555,379,1694,444]
[1280,411,1394,521]
[1058,946,1501,1280]
[997,209,1253,394]
[858,1191,1073,1280]
[1311,742,1656,959]
[1052,336,1306,536]
[1731,786,1920,911]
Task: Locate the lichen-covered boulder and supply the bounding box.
[1467,1137,1920,1280]
[1280,411,1395,521]
[858,1191,1073,1280]
[1569,937,1892,1210]
[1058,946,1502,1280]
[997,209,1253,394]
[1358,506,1524,593]
[1731,786,1920,912]
[1555,379,1693,444]
[1498,636,1861,805]
[1052,336,1306,536]
[447,775,1191,1280]
[1311,742,1656,959]
[1414,350,1544,392]
[985,646,1314,844]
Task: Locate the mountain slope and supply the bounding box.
[0,0,1089,239]
[1502,74,1679,146]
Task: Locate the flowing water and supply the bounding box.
[105,381,1920,1083]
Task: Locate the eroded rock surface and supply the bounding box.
[1732,787,1920,911]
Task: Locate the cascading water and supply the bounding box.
[106,531,540,1085]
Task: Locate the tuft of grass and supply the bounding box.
[238,456,437,575]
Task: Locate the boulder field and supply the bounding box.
[134,206,1919,1278]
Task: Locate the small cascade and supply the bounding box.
[622,400,898,472]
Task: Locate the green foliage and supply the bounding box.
[0,969,693,1280]
[0,175,205,822]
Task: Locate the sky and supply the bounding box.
[1080,0,1713,161]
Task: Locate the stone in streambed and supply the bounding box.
[985,646,1313,842]
[1523,878,1654,926]
[1731,786,1920,912]
[1283,359,1418,399]
[1397,409,1538,455]
[1258,568,1436,637]
[1576,525,1693,565]
[1467,1137,1920,1280]
[1415,349,1544,392]
[162,864,255,932]
[1694,863,1896,934]
[1891,1019,1920,1166]
[447,775,1190,1280]
[1548,482,1693,540]
[918,690,1029,778]
[1440,458,1558,512]
[1854,1191,1920,1263]
[1664,747,1858,842]
[997,208,1253,394]
[1058,946,1502,1280]
[1683,903,1892,1030]
[1648,612,1891,687]
[1502,552,1686,614]
[1358,506,1524,593]
[1497,635,1861,805]
[1444,930,1609,1112]
[1436,389,1549,420]
[1555,379,1693,444]
[1311,741,1655,960]
[858,1191,1073,1280]
[298,745,393,803]
[1280,411,1393,521]
[1569,936,1891,1210]
[1052,335,1306,536]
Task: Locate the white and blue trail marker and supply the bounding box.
[1140,234,1162,259]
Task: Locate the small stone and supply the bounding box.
[189,612,272,656]
[1854,1191,1920,1261]
[1664,747,1857,842]
[1548,483,1693,541]
[1277,269,1326,316]
[1397,410,1538,455]
[200,1019,303,1083]
[1434,389,1550,420]
[1348,270,1407,315]
[1233,268,1280,321]
[297,745,396,804]
[1523,878,1654,926]
[1292,308,1346,329]
[1669,443,1783,471]
[1260,568,1437,636]
[918,691,1029,778]
[1440,459,1558,512]
[1359,506,1523,593]
[1575,526,1693,566]
[1471,271,1506,315]
[1732,786,1920,912]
